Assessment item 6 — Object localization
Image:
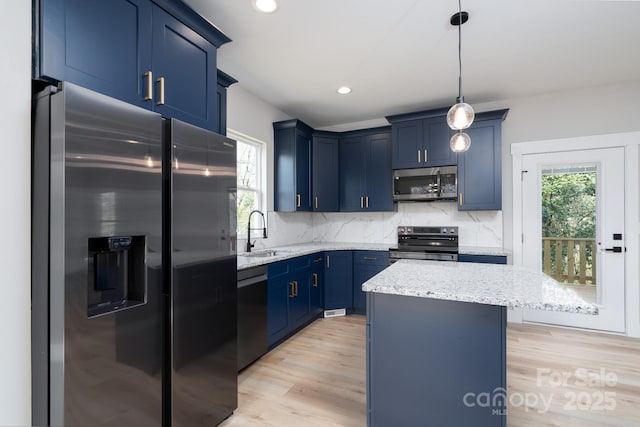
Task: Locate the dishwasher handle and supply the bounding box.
[237,274,268,289]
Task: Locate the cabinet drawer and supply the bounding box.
[289,255,312,271]
[268,260,290,278]
[310,253,325,267]
[353,250,389,266]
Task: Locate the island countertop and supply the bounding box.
[363,259,598,315]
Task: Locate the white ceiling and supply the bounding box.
[185,0,640,129]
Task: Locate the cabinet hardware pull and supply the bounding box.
[418,150,421,163]
[313,273,318,287]
[144,71,153,101]
[293,281,298,297]
[289,282,295,298]
[365,196,369,208]
[360,197,364,209]
[424,149,428,163]
[459,193,463,206]
[156,77,165,105]
[296,194,301,207]
[315,196,318,209]
[326,255,330,269]
[363,257,377,261]
[313,257,323,263]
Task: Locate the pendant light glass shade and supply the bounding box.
[447,97,474,130]
[450,131,471,153]
[449,1,473,151]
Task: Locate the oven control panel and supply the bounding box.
[397,226,458,236]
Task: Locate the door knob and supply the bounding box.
[604,246,622,253]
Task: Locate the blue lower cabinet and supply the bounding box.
[266,274,292,345]
[289,270,311,329]
[458,254,507,264]
[267,254,322,347]
[353,251,389,313]
[324,251,354,310]
[367,293,506,427]
[309,255,325,316]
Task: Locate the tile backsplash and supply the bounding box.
[239,201,502,252]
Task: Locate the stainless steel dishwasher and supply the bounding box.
[237,265,268,371]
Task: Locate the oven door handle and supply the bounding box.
[400,236,457,241]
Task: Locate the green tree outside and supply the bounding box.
[542,172,596,239]
[541,170,596,284]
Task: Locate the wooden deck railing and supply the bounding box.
[542,237,596,285]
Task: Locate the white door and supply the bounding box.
[521,147,625,333]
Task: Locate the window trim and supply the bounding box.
[229,129,266,239]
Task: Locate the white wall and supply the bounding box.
[226,84,291,213]
[231,81,640,252]
[476,81,640,253]
[0,2,32,425]
[226,84,316,250]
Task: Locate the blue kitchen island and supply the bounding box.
[363,260,597,427]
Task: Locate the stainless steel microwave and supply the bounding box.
[393,166,457,201]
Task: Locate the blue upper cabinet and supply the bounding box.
[151,6,216,131]
[339,135,367,211]
[274,120,313,212]
[216,70,238,136]
[339,128,394,212]
[312,132,340,212]
[38,0,153,108]
[391,119,422,169]
[387,108,457,169]
[36,0,231,133]
[457,110,509,211]
[366,132,394,211]
[423,118,457,166]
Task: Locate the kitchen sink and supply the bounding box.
[238,250,280,258]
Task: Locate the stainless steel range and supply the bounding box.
[389,226,459,263]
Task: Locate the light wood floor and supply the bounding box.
[220,316,640,427]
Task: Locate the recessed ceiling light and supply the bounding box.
[253,0,278,13]
[337,86,352,95]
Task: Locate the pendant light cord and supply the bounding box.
[458,0,463,100]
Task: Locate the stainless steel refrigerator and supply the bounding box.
[32,82,237,427]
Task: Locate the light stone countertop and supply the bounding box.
[237,242,392,270]
[237,242,510,270]
[362,259,598,314]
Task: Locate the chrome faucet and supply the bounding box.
[246,210,267,252]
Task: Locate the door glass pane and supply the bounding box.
[540,163,597,304]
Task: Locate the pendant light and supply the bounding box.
[448,0,474,153]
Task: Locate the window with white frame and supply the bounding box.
[232,131,266,238]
